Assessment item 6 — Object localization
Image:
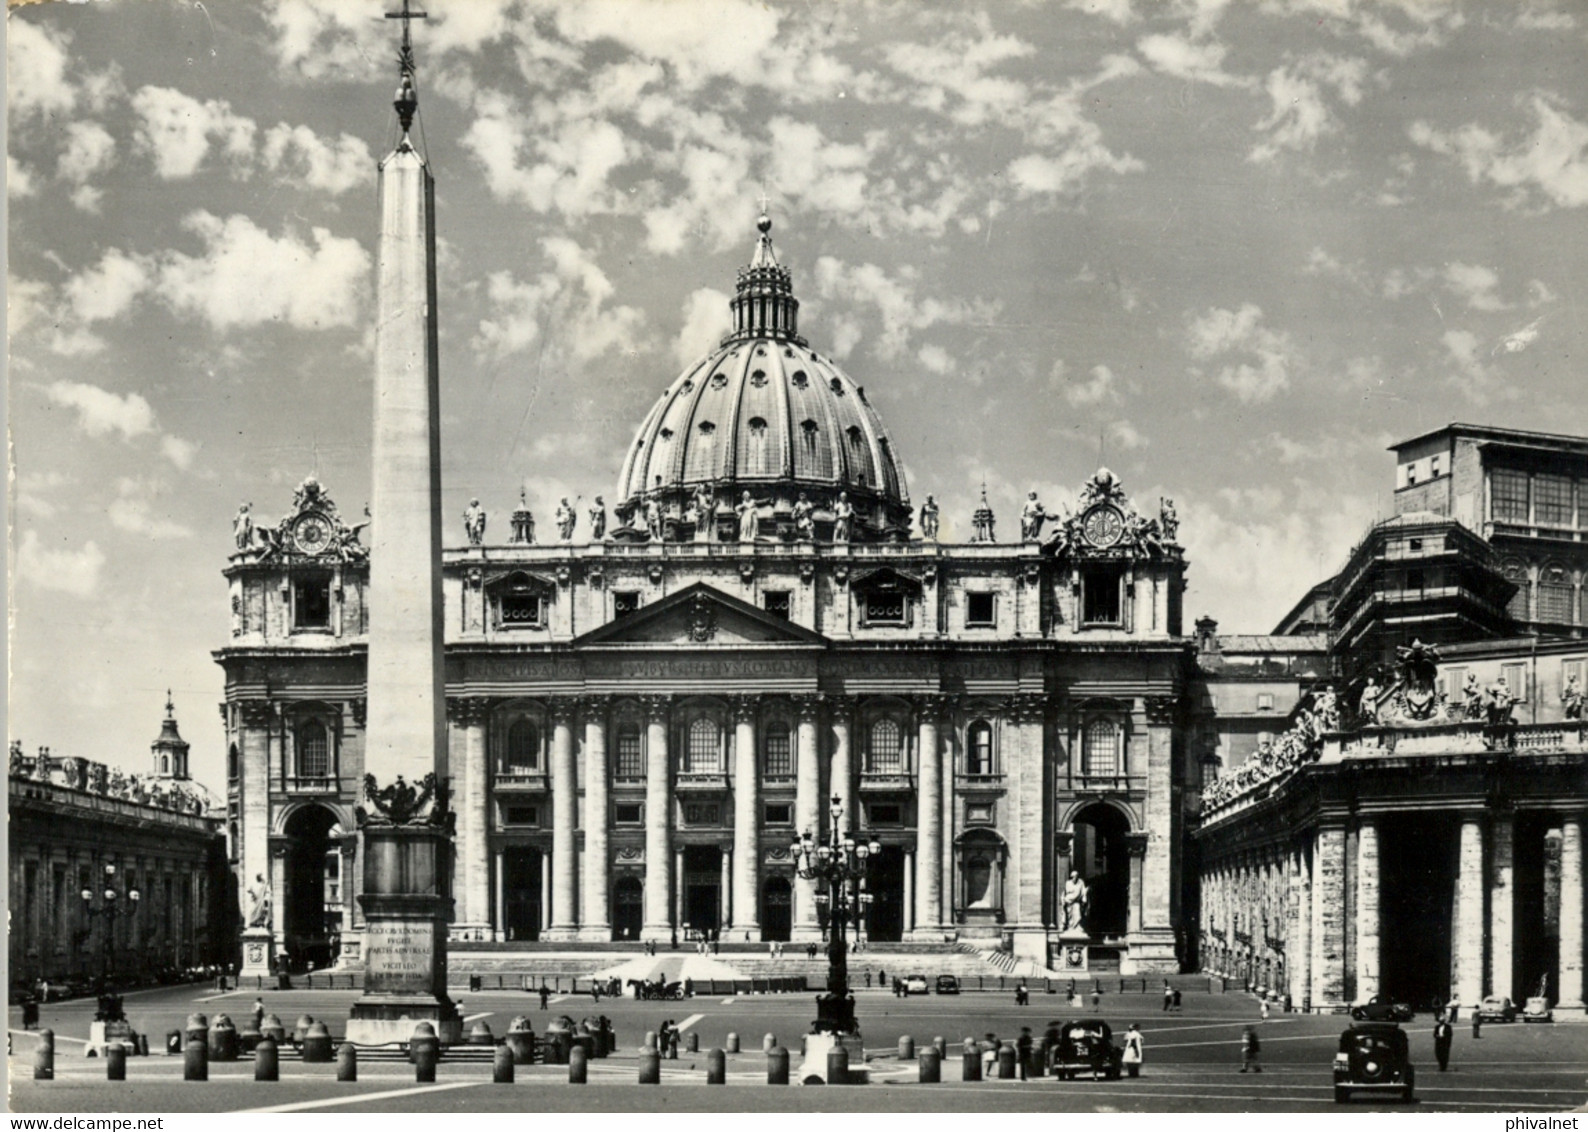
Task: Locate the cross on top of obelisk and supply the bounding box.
[387,0,427,134]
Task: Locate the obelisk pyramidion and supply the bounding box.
[346,0,461,1045]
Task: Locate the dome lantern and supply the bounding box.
[726,212,802,345]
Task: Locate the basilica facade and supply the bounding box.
[216,218,1194,975]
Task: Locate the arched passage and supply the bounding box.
[1071,802,1131,937]
[282,804,340,970]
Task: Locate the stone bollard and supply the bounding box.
[294,1015,315,1045]
[261,1014,286,1046]
[919,1047,941,1083]
[33,1030,53,1081]
[210,1015,238,1061]
[303,1021,333,1063]
[505,1025,536,1065]
[686,1031,699,1053]
[255,1038,279,1082]
[184,1038,208,1081]
[726,1031,740,1054]
[337,1043,358,1082]
[493,1045,514,1084]
[898,1035,915,1060]
[767,1046,789,1085]
[468,1021,494,1046]
[826,1044,849,1086]
[138,1033,150,1057]
[569,1045,588,1085]
[962,1038,981,1082]
[638,1050,661,1084]
[998,1042,1017,1079]
[413,1038,439,1083]
[106,1042,127,1081]
[763,1033,776,1053]
[643,1029,658,1053]
[1030,1039,1047,1079]
[933,1035,946,1058]
[238,1020,262,1054]
[185,1014,209,1053]
[706,1048,726,1084]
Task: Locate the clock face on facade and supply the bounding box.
[1081,505,1124,549]
[292,513,333,556]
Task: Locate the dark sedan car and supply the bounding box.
[935,974,960,995]
[1349,996,1414,1022]
[1050,1018,1124,1080]
[1334,1022,1415,1103]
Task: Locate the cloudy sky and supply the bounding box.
[9,0,1587,789]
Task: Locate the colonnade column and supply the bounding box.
[913,696,943,938]
[1356,818,1380,1003]
[1452,813,1486,1009]
[642,696,672,939]
[1559,816,1584,1009]
[1489,811,1514,1003]
[830,697,854,833]
[792,695,822,940]
[674,847,685,930]
[238,701,273,938]
[580,699,611,942]
[1126,835,1147,937]
[1312,824,1346,1009]
[548,699,578,938]
[1293,843,1312,1010]
[731,696,760,936]
[494,851,505,942]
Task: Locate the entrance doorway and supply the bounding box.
[682,845,722,936]
[283,805,340,970]
[1071,803,1130,937]
[1379,813,1456,1008]
[503,847,543,941]
[761,876,792,941]
[612,875,643,941]
[866,846,905,942]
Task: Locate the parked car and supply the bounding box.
[1475,996,1518,1023]
[935,974,960,995]
[1334,1022,1415,1104]
[903,975,930,995]
[1050,1018,1124,1080]
[1522,996,1553,1023]
[1349,996,1414,1023]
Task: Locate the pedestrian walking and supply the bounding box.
[878,968,887,986]
[539,984,551,1011]
[1471,1011,1482,1039]
[1016,981,1029,1006]
[979,1032,998,1079]
[1260,998,1270,1021]
[252,997,265,1032]
[1433,1015,1453,1071]
[1239,1025,1262,1072]
[1122,1023,1144,1078]
[1017,1026,1033,1081]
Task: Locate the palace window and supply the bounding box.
[684,717,722,774]
[1081,719,1121,777]
[1492,468,1529,523]
[502,719,539,774]
[867,803,902,825]
[614,592,640,619]
[500,592,544,627]
[966,592,995,627]
[763,591,791,620]
[863,593,906,624]
[1535,474,1573,528]
[614,726,644,780]
[965,721,993,775]
[297,721,330,778]
[1502,560,1530,620]
[614,802,643,825]
[763,724,793,780]
[501,804,539,827]
[1081,566,1123,625]
[683,802,722,826]
[763,802,792,825]
[866,718,903,774]
[1257,693,1274,712]
[293,574,332,630]
[1502,663,1528,701]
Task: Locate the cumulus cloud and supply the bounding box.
[43,380,156,440]
[132,86,256,180]
[1057,363,1121,407]
[1443,262,1511,311]
[9,155,37,198]
[56,121,117,212]
[1066,0,1137,23]
[1249,53,1367,163]
[1137,33,1249,87]
[473,237,647,364]
[1441,328,1518,404]
[7,18,78,120]
[15,531,106,597]
[1494,316,1546,356]
[161,436,200,470]
[460,93,632,220]
[1258,0,1464,57]
[672,287,731,370]
[545,0,782,90]
[107,478,194,539]
[881,22,1034,129]
[1185,303,1299,402]
[1410,96,1588,210]
[262,124,373,194]
[65,249,151,325]
[917,344,956,375]
[767,117,872,218]
[811,257,997,363]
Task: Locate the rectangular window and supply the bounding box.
[1408,538,1423,553]
[614,591,640,619]
[864,593,906,624]
[1406,465,1418,485]
[500,593,544,627]
[502,805,539,826]
[1256,693,1274,712]
[763,728,793,780]
[293,575,331,629]
[867,803,903,826]
[614,729,644,780]
[614,802,643,825]
[763,591,791,620]
[1430,454,1442,477]
[966,592,996,627]
[1082,566,1123,625]
[683,802,721,826]
[1502,663,1528,701]
[1406,568,1425,592]
[1535,474,1573,527]
[1491,468,1529,523]
[1564,659,1585,697]
[763,803,792,825]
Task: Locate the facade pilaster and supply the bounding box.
[903,849,915,934]
[731,695,760,936]
[792,695,822,939]
[1559,816,1584,1009]
[829,696,854,834]
[1293,843,1312,1010]
[238,700,274,934]
[1489,811,1514,1003]
[1453,813,1486,1008]
[913,695,944,938]
[642,695,672,938]
[269,842,288,943]
[1355,818,1380,1003]
[547,698,579,938]
[579,698,611,941]
[447,696,491,935]
[1008,695,1048,957]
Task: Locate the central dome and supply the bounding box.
[616,216,912,542]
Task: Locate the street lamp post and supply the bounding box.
[80,863,139,1023]
[791,794,880,1037]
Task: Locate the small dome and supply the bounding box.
[616,217,912,540]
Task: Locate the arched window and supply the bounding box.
[1539,563,1575,624]
[763,723,793,780]
[800,420,819,458]
[504,719,538,774]
[686,717,721,774]
[1502,560,1530,621]
[867,718,902,774]
[966,721,993,776]
[1081,720,1121,777]
[298,721,329,778]
[160,753,170,775]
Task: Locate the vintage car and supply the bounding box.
[1522,996,1553,1023]
[1349,996,1415,1022]
[1050,1018,1125,1080]
[935,974,961,995]
[902,974,930,995]
[1476,995,1518,1023]
[1334,1022,1415,1104]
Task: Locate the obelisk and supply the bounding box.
[346,0,460,1045]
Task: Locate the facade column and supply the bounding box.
[642,696,672,939]
[1127,834,1147,936]
[539,852,552,935]
[449,697,491,936]
[720,848,732,930]
[830,697,854,833]
[1356,818,1380,1003]
[1560,816,1584,1009]
[1293,843,1313,1010]
[580,700,611,942]
[1490,811,1514,1003]
[270,843,288,944]
[238,701,274,933]
[1453,813,1486,1008]
[547,699,578,938]
[1312,824,1346,1009]
[494,851,505,942]
[792,695,822,940]
[674,846,685,932]
[913,696,943,938]
[731,696,760,936]
[903,849,915,934]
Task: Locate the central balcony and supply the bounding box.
[493,771,549,792]
[674,771,729,792]
[859,771,914,792]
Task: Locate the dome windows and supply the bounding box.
[680,379,694,393]
[659,428,674,440]
[711,373,729,389]
[846,425,864,450]
[792,370,809,389]
[698,421,716,435]
[830,377,845,396]
[749,417,768,435]
[751,369,767,387]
